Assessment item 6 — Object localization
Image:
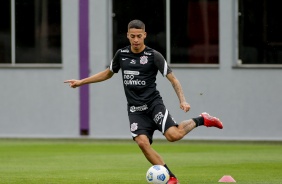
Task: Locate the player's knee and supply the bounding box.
[166,133,182,142]
[137,140,149,149]
[165,127,183,142]
[135,136,150,150]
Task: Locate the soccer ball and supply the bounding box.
[146,165,170,184]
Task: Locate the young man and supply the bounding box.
[65,19,223,184]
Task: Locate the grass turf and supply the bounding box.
[0,139,281,184]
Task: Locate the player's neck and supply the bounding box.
[131,45,146,54]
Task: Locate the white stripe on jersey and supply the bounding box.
[109,60,113,72]
[163,60,168,76]
[162,109,169,134]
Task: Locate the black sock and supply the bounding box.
[192,116,204,127]
[163,164,176,178]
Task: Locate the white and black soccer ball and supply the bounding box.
[146,165,170,184]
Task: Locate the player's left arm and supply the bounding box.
[166,72,191,112]
[153,50,190,112]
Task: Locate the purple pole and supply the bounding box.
[79,0,89,135]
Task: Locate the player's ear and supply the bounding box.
[144,32,147,39]
[127,32,129,39]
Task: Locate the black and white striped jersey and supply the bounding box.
[109,46,172,109]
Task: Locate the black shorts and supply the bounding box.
[128,102,178,144]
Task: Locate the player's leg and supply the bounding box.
[129,113,164,164]
[134,135,164,165]
[164,119,196,142]
[129,113,178,182]
[149,103,196,142]
[165,112,223,142]
[134,134,178,183]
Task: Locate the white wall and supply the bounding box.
[0,0,80,137]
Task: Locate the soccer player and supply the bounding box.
[65,19,223,184]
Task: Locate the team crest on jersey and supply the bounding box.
[131,122,138,131]
[140,56,148,65]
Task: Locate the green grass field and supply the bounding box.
[0,139,281,184]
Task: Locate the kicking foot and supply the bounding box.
[167,176,180,184]
[200,112,223,129]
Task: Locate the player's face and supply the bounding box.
[127,28,147,53]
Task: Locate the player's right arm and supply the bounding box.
[64,68,114,88]
[65,49,121,88]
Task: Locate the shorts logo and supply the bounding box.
[130,104,148,112]
[154,112,164,124]
[140,56,148,65]
[131,122,138,131]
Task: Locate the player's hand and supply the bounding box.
[64,79,82,88]
[180,101,190,112]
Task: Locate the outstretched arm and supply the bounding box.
[64,68,114,88]
[166,72,191,112]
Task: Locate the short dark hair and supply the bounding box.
[128,19,145,30]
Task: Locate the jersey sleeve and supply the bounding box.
[153,51,172,76]
[109,49,121,73]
